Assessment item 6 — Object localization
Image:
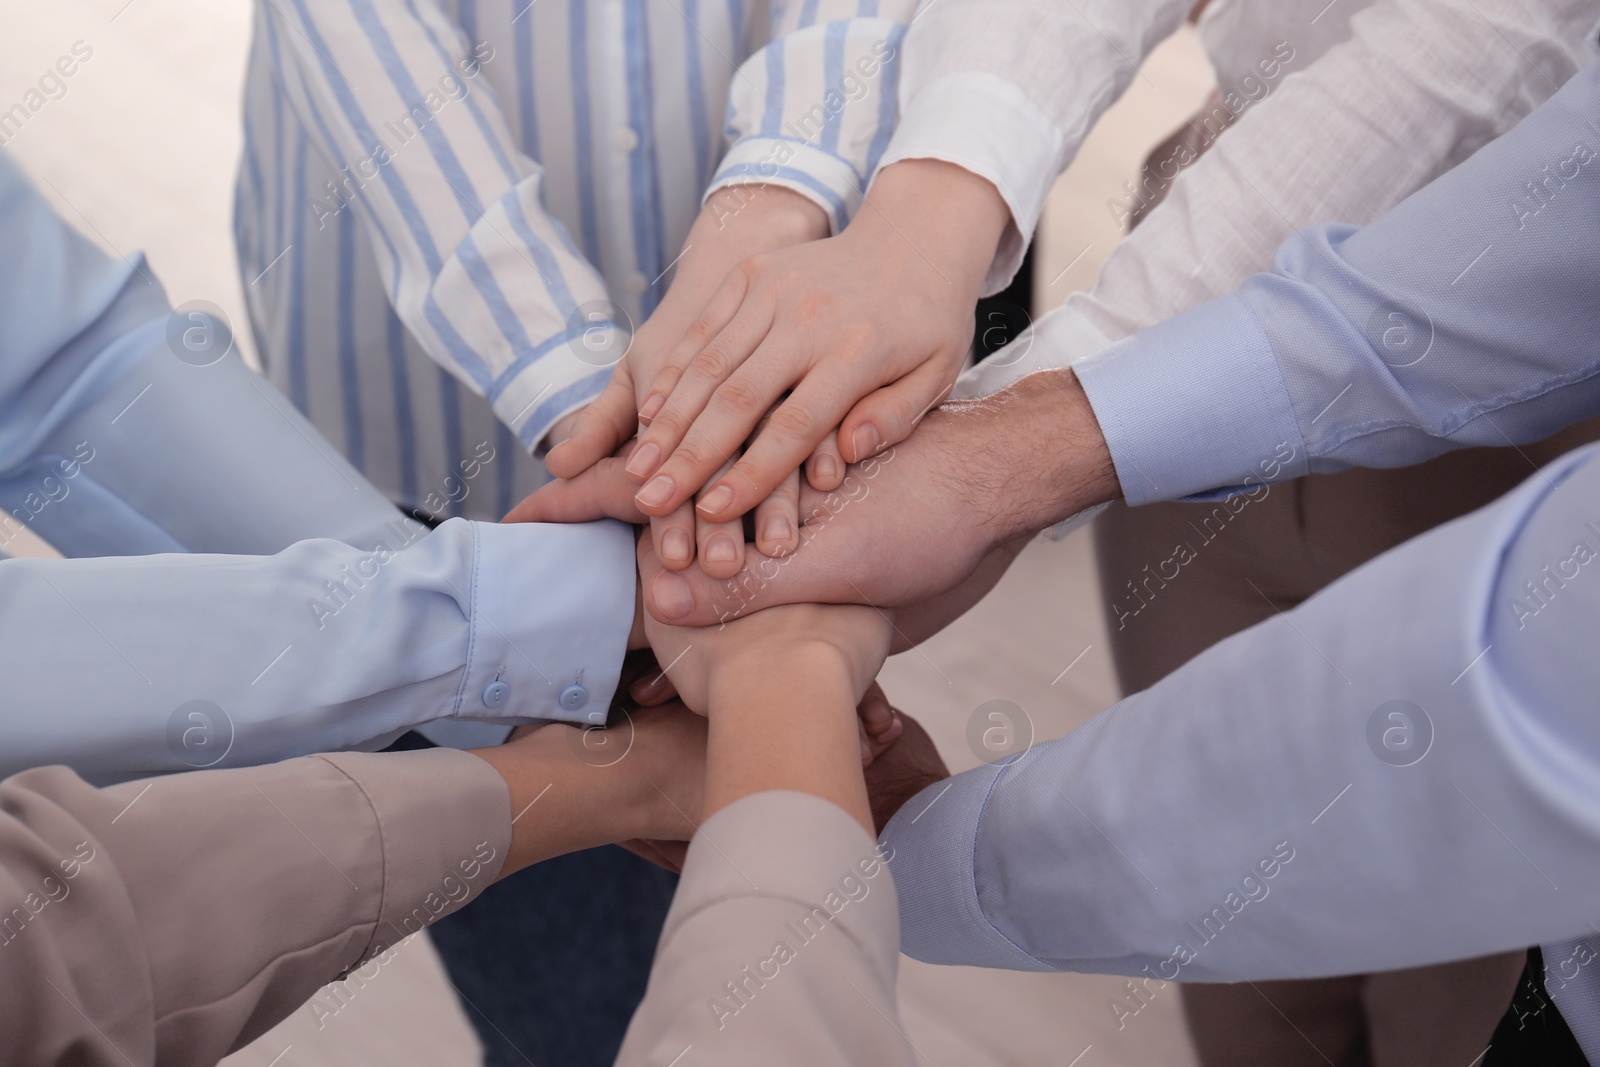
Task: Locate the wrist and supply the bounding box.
[848,159,1010,298]
[954,367,1120,543]
[705,639,857,714]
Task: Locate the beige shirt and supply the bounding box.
[0,753,912,1066]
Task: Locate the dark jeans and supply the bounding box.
[384,731,677,1066]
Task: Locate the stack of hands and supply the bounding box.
[474,159,1100,863]
[478,159,1119,868]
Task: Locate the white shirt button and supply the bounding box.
[614,127,640,152]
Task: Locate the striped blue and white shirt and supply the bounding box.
[235,0,912,522]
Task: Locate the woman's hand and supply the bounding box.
[623,160,1012,531]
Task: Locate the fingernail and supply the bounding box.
[697,484,734,516]
[624,442,661,478]
[851,424,882,461]
[762,514,793,550]
[635,474,675,509]
[813,453,840,484]
[630,671,666,701]
[704,535,736,563]
[639,393,666,424]
[651,570,694,619]
[661,526,692,563]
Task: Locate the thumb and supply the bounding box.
[503,456,649,524]
[545,371,638,480]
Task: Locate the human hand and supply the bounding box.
[619,681,904,875]
[471,702,707,878]
[513,368,1115,634]
[543,186,830,577]
[862,707,949,835]
[636,534,893,717]
[622,160,1012,536]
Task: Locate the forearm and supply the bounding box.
[0,519,633,782]
[0,748,507,1067]
[844,159,1011,301]
[959,366,1120,538]
[1070,59,1600,506]
[887,443,1600,979]
[706,645,871,833]
[956,0,1600,401]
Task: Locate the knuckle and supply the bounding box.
[688,346,735,383]
[681,317,717,347]
[839,319,880,353]
[880,390,922,435]
[769,402,820,443]
[713,377,766,420]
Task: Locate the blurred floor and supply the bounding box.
[0,2,1212,1063]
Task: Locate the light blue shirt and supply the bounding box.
[884,57,1600,1041]
[238,0,913,521]
[0,151,634,784]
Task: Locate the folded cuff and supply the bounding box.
[877,72,1067,296]
[458,518,635,726]
[708,138,866,234]
[316,748,510,958]
[1074,294,1308,505]
[880,767,1050,971]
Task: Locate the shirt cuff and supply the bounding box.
[877,72,1066,296]
[495,361,614,454]
[457,519,635,727]
[708,138,865,235]
[1073,294,1309,506]
[952,304,1117,401]
[315,748,510,960]
[880,768,1051,971]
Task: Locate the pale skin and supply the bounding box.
[634,534,897,836]
[545,158,1014,578]
[508,365,1120,639]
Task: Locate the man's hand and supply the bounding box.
[510,367,1121,634]
[863,708,949,835]
[637,533,893,716]
[624,160,1013,528]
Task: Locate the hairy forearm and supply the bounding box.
[705,645,872,833]
[958,366,1121,541]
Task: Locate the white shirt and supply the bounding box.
[870,0,1600,401]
